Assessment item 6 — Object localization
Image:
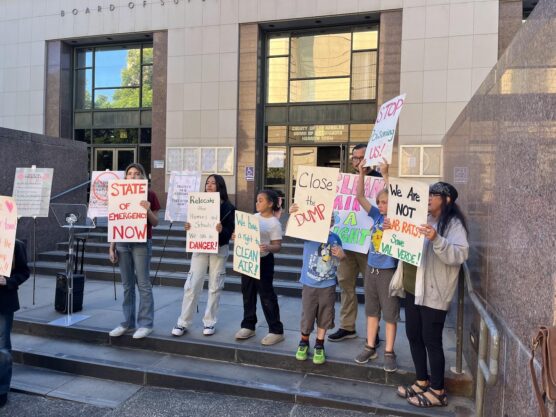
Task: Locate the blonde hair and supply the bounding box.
[376,188,388,204]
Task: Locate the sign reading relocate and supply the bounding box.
[186,192,220,254]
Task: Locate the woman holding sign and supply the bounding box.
[109,163,161,340]
[172,175,235,337]
[391,182,468,408]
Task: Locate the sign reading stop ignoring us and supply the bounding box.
[286,165,340,243]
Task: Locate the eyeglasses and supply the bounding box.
[351,156,363,162]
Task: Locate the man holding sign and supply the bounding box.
[108,164,160,340]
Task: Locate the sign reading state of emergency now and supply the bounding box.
[107,179,148,242]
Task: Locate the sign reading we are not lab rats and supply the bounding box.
[333,174,385,254]
[286,165,339,243]
[380,178,428,267]
[107,180,148,242]
[233,211,260,280]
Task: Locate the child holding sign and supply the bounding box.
[172,175,235,337]
[234,190,285,346]
[289,203,345,365]
[109,163,161,340]
[391,182,468,408]
[353,159,399,372]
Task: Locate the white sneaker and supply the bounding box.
[132,327,153,339]
[203,326,215,336]
[109,325,129,337]
[235,328,256,340]
[261,333,285,346]
[172,325,187,337]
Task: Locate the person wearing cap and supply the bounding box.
[390,182,469,408]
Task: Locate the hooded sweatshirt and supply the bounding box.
[390,215,469,311]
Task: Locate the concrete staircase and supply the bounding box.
[12,222,475,416]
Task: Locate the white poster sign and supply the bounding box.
[107,180,148,242]
[186,192,220,254]
[0,197,18,277]
[379,178,428,267]
[285,165,340,243]
[233,211,261,279]
[12,167,53,218]
[164,171,202,222]
[332,174,385,254]
[364,93,406,166]
[87,171,125,219]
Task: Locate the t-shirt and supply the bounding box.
[147,190,161,239]
[300,233,342,288]
[367,206,397,269]
[256,213,282,257]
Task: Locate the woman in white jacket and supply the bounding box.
[391,182,469,408]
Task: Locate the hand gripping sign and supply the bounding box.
[107,180,149,242]
[0,197,18,277]
[286,165,340,243]
[364,94,406,166]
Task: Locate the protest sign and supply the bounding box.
[379,178,428,266]
[332,174,385,254]
[12,167,53,218]
[186,192,220,254]
[87,170,125,219]
[364,94,406,166]
[164,171,201,222]
[233,211,260,279]
[107,179,148,242]
[0,197,18,276]
[286,165,339,243]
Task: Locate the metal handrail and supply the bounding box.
[50,180,90,202]
[454,262,500,417]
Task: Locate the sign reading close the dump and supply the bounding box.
[364,94,406,166]
[164,171,201,222]
[186,192,220,254]
[286,165,340,243]
[0,197,18,277]
[12,167,53,218]
[87,171,125,219]
[332,174,385,254]
[233,211,260,279]
[107,179,148,242]
[380,178,428,267]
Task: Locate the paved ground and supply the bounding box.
[2,387,402,417]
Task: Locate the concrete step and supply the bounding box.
[10,332,474,416]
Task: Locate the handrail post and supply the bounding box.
[453,268,465,374]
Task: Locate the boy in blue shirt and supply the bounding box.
[289,203,346,365]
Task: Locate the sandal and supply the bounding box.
[396,381,429,398]
[407,389,448,408]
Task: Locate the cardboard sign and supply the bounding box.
[379,178,428,266]
[364,94,406,166]
[332,174,385,254]
[87,171,125,219]
[286,165,340,243]
[186,192,220,253]
[233,211,260,279]
[107,180,148,242]
[0,197,18,277]
[164,171,202,222]
[12,167,53,218]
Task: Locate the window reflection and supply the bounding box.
[351,51,377,100]
[268,36,289,56]
[290,78,350,102]
[290,33,351,79]
[267,57,289,103]
[94,88,140,109]
[353,30,378,50]
[75,69,92,109]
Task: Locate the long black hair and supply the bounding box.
[206,174,229,202]
[257,189,281,212]
[431,182,468,237]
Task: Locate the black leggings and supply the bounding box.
[405,293,447,390]
[240,253,283,334]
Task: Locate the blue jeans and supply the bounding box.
[117,240,154,329]
[0,312,14,395]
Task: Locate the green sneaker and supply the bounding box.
[313,346,326,365]
[296,342,309,361]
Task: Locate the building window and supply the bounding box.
[399,145,443,177]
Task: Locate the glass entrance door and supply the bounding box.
[289,145,346,205]
[94,148,136,171]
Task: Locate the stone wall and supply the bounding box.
[0,127,88,257]
[441,1,556,416]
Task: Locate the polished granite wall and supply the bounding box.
[442,1,556,416]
